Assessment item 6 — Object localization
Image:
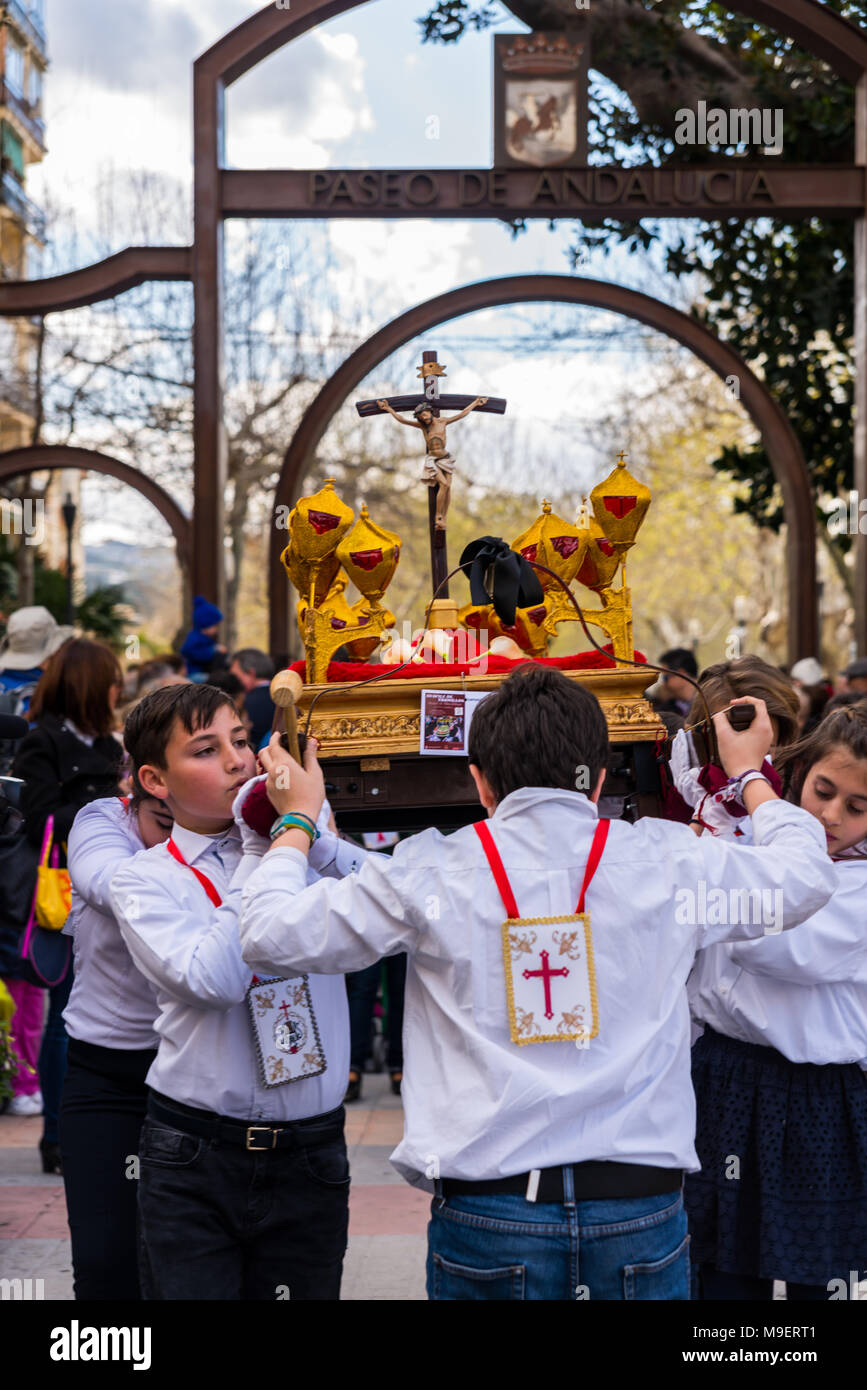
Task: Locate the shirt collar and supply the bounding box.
[171,821,241,867]
[63,716,95,747]
[491,785,600,822]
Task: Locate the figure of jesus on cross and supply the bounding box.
[356,350,506,600]
[375,391,488,533]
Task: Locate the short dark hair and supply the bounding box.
[660,647,698,679]
[207,670,245,699]
[467,663,609,803]
[231,648,275,681]
[123,683,242,776]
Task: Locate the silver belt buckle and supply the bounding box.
[246,1125,277,1151]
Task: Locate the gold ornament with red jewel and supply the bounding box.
[281,479,353,611]
[550,452,651,659]
[282,484,401,682]
[336,504,401,603]
[513,499,588,593]
[458,597,551,659]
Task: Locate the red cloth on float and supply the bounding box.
[285,645,647,683]
[242,647,649,833]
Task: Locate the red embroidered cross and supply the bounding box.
[522,950,569,1020]
[278,1000,293,1023]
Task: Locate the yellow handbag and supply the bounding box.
[34,813,72,932]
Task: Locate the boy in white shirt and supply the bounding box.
[238,664,836,1301]
[109,684,351,1301]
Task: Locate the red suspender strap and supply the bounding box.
[576,818,610,913]
[473,821,520,918]
[166,837,223,908]
[474,817,610,917]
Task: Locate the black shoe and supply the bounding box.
[39,1140,62,1175]
[390,1071,402,1097]
[344,1071,362,1103]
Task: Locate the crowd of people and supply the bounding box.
[0,597,865,1302]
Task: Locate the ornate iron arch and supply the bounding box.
[268,274,816,664]
[0,446,191,604]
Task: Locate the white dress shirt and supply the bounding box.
[239,787,835,1188]
[689,853,867,1066]
[63,796,160,1051]
[109,823,349,1120]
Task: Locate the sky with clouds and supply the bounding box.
[32,0,711,549]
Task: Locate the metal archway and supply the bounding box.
[269,274,816,664]
[0,446,192,611]
[0,0,863,643]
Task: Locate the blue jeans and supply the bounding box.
[427,1180,689,1301]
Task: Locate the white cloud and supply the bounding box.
[327,219,482,327]
[227,31,373,167]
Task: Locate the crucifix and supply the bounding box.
[356,351,506,601]
[523,950,569,1021]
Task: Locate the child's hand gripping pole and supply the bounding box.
[270,669,304,764]
[259,732,325,826]
[712,697,778,814]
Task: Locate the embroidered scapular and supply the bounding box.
[246,976,327,1088]
[474,819,609,1046]
[164,839,328,1088]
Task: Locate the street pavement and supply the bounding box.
[0,1071,428,1301]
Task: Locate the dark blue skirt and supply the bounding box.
[685,1026,867,1285]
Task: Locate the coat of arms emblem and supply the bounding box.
[494,32,589,169]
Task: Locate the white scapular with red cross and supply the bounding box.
[474,819,608,1046]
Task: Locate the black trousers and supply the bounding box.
[347,955,406,1072]
[137,1098,350,1300]
[59,1037,155,1300]
[698,1266,831,1301]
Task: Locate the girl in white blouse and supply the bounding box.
[687,703,867,1300]
[60,790,172,1301]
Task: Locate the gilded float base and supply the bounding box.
[297,666,661,760]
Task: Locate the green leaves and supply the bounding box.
[417,0,867,540]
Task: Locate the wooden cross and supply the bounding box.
[356,351,506,600]
[523,949,570,1020]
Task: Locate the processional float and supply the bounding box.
[269,350,663,830]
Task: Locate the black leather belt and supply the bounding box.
[148,1092,344,1153]
[440,1161,683,1203]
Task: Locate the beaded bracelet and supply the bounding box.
[269,812,320,844]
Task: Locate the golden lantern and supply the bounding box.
[336,505,401,603]
[280,478,354,608]
[513,499,588,593]
[290,479,354,561]
[574,497,622,593]
[590,452,651,554]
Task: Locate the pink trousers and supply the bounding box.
[4,978,43,1096]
